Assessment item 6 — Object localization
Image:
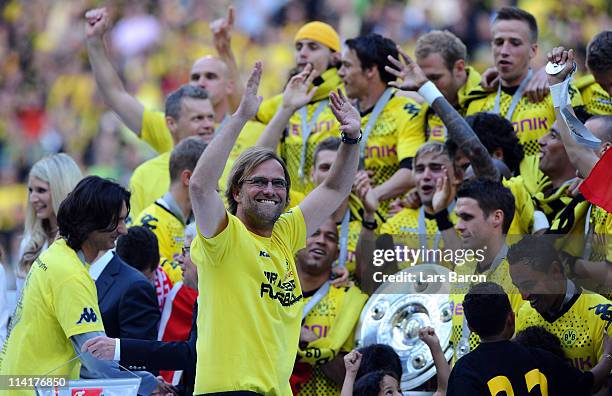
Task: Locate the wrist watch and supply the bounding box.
[341,130,363,145]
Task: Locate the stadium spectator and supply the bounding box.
[116,226,160,283]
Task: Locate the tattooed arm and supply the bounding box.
[386,47,499,181]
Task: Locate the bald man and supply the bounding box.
[85,7,265,216]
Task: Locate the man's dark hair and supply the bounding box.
[507,235,561,273]
[58,176,130,251]
[345,34,399,83]
[165,84,209,120]
[457,178,515,234]
[463,282,511,338]
[313,137,341,166]
[354,370,399,395]
[586,31,612,75]
[466,112,524,175]
[169,137,208,182]
[493,7,538,43]
[514,326,566,360]
[116,226,160,273]
[356,344,402,381]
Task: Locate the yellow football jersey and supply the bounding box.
[449,257,524,362]
[590,205,612,263]
[0,239,104,393]
[516,292,612,371]
[190,207,306,395]
[422,66,489,142]
[575,74,612,116]
[467,80,584,156]
[133,198,187,284]
[297,285,368,396]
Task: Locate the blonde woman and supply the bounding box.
[16,153,82,298]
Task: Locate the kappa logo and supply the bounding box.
[260,250,270,258]
[76,308,98,325]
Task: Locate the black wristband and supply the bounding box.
[341,130,362,145]
[362,218,378,230]
[434,208,453,231]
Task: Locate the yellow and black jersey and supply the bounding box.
[575,74,612,116]
[379,205,458,269]
[516,291,612,371]
[467,80,584,156]
[589,205,612,263]
[133,197,186,284]
[422,66,489,142]
[450,258,524,362]
[256,69,343,194]
[297,284,368,396]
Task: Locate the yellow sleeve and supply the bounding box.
[256,95,283,124]
[288,190,305,207]
[55,274,105,337]
[397,99,426,161]
[503,176,534,235]
[275,206,307,254]
[141,109,174,154]
[191,212,235,267]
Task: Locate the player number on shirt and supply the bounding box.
[487,368,548,396]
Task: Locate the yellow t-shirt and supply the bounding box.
[467,80,584,156]
[190,207,307,395]
[516,291,612,371]
[589,205,612,263]
[0,239,104,393]
[297,285,368,396]
[130,110,265,219]
[575,74,612,116]
[449,257,524,361]
[380,205,458,269]
[133,199,186,284]
[422,66,489,142]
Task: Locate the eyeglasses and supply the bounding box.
[243,177,287,190]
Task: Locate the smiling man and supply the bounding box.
[466,7,583,156]
[189,62,361,394]
[508,235,612,374]
[0,176,157,395]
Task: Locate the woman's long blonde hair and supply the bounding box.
[18,153,82,278]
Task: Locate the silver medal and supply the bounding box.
[545,61,577,76]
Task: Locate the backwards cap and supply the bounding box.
[294,21,340,52]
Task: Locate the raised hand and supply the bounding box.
[211,6,235,55]
[418,326,441,348]
[343,350,363,377]
[236,61,263,120]
[523,67,549,103]
[385,46,429,91]
[546,46,575,85]
[282,64,317,111]
[432,166,455,214]
[480,66,500,91]
[85,7,111,39]
[329,89,361,138]
[354,171,379,214]
[331,265,351,287]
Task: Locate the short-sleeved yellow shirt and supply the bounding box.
[190,207,307,394]
[0,239,104,393]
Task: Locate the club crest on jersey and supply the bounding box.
[76,308,98,325]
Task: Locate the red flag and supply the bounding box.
[580,148,612,213]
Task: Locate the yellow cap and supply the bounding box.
[294,21,341,53]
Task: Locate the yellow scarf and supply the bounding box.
[311,68,343,103]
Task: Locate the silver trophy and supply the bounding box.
[354,264,453,392]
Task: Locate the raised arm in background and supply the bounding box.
[85,7,145,136]
[190,62,263,238]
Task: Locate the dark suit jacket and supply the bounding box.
[121,303,197,396]
[95,253,160,340]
